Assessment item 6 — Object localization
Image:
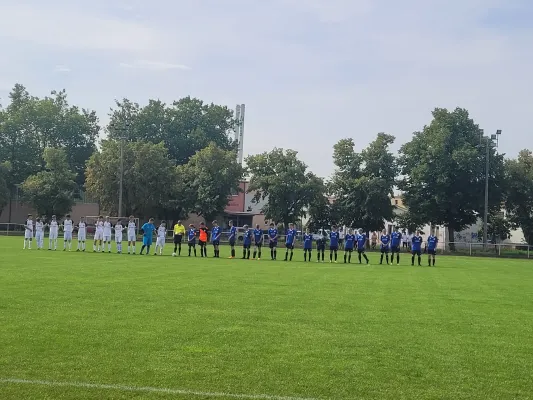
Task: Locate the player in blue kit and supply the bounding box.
[303,229,313,262]
[329,226,339,263]
[356,229,370,264]
[411,230,423,266]
[187,224,197,257]
[242,224,252,259]
[211,220,222,258]
[228,220,237,258]
[139,218,156,255]
[343,229,355,263]
[380,229,391,265]
[268,223,278,260]
[390,227,402,265]
[427,229,438,266]
[253,224,263,260]
[284,223,296,261]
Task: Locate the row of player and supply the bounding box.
[22,215,439,266]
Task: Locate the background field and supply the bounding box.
[1,237,532,400]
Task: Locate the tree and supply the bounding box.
[398,108,505,248]
[107,97,236,166]
[478,212,512,243]
[245,148,324,227]
[21,148,77,219]
[306,194,342,233]
[395,210,426,234]
[0,161,10,215]
[504,150,533,244]
[330,133,397,231]
[85,140,177,217]
[178,143,244,222]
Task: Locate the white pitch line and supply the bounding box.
[0,378,321,400]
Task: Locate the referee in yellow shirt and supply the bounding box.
[172,220,186,256]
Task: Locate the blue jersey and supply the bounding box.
[268,228,278,242]
[412,235,423,251]
[380,234,390,248]
[356,233,366,250]
[141,223,155,238]
[187,228,196,242]
[329,231,339,247]
[243,230,252,246]
[344,234,355,249]
[254,229,263,244]
[286,229,296,245]
[211,226,221,242]
[303,234,313,249]
[228,226,237,240]
[427,235,438,251]
[391,231,402,247]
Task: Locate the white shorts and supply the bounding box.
[25,230,33,239]
[64,231,73,241]
[115,234,123,243]
[156,237,165,247]
[128,233,136,242]
[94,231,103,241]
[78,230,86,241]
[35,232,44,242]
[49,231,58,240]
[103,233,112,241]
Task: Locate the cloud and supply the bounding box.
[54,65,71,73]
[119,60,191,71]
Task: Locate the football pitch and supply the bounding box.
[1,237,532,400]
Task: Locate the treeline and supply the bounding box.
[0,84,532,244]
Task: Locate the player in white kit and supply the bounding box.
[127,215,137,255]
[24,214,34,249]
[115,220,125,253]
[35,217,44,249]
[103,216,113,253]
[93,216,104,252]
[48,215,59,250]
[62,214,74,251]
[77,217,87,251]
[155,222,167,256]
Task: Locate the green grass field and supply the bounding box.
[1,237,532,400]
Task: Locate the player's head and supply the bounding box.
[229,220,234,226]
[212,220,218,226]
[80,216,85,222]
[65,214,71,220]
[116,219,121,224]
[177,220,181,225]
[382,229,386,234]
[149,218,154,223]
[358,228,363,234]
[52,215,56,220]
[105,216,110,221]
[129,215,134,221]
[243,224,249,230]
[200,222,205,227]
[27,214,32,219]
[255,224,260,229]
[98,215,103,220]
[161,221,166,227]
[289,223,294,229]
[270,222,274,227]
[348,228,353,234]
[332,225,337,231]
[36,217,41,223]
[417,230,422,236]
[189,224,194,228]
[305,227,309,233]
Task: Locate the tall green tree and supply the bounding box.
[178,143,244,222]
[85,140,176,217]
[504,150,533,244]
[398,108,505,246]
[245,148,324,227]
[0,161,10,215]
[21,148,77,219]
[330,133,397,231]
[107,97,236,166]
[306,193,339,233]
[477,212,513,243]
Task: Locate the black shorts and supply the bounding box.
[381,247,389,253]
[286,243,294,250]
[304,247,312,251]
[317,245,325,251]
[173,234,183,244]
[199,240,206,246]
[330,245,338,251]
[243,243,251,249]
[212,240,220,246]
[391,246,400,253]
[412,250,421,256]
[345,248,353,253]
[269,241,277,249]
[188,241,196,247]
[255,242,262,248]
[428,249,436,255]
[338,239,344,245]
[229,238,236,246]
[357,249,365,254]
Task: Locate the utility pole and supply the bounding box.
[119,137,124,217]
[482,129,502,246]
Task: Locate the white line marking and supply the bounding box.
[0,378,321,400]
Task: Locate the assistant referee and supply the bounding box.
[172,220,186,256]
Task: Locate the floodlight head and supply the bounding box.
[491,134,497,140]
[496,129,502,135]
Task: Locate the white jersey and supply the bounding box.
[49,221,59,233]
[115,224,123,241]
[128,222,136,234]
[158,226,166,238]
[78,222,87,233]
[35,222,44,233]
[26,219,34,233]
[103,221,112,236]
[95,221,104,233]
[63,219,73,233]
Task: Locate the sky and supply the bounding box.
[0,0,532,178]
